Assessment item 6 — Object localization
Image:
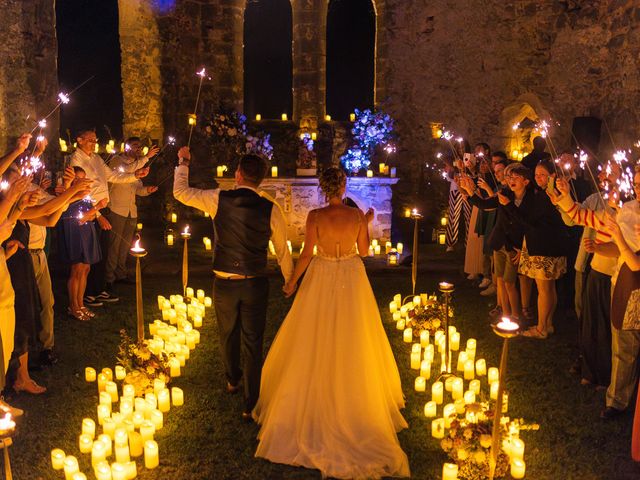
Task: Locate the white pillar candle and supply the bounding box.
[389,301,398,313]
[158,389,171,413]
[111,462,127,480]
[454,398,465,414]
[126,431,143,459]
[403,328,413,343]
[464,390,476,405]
[91,441,107,468]
[271,166,278,177]
[443,403,456,427]
[114,428,128,446]
[171,387,184,406]
[419,330,429,347]
[396,319,405,330]
[97,404,110,425]
[169,357,181,377]
[115,443,130,464]
[122,384,135,398]
[51,449,65,470]
[99,391,112,407]
[448,325,456,336]
[193,315,202,328]
[412,295,421,306]
[432,381,444,404]
[424,401,437,417]
[139,420,155,442]
[469,379,481,395]
[63,456,79,479]
[149,409,163,430]
[420,360,431,379]
[466,338,477,360]
[444,376,456,392]
[115,366,126,380]
[97,373,108,392]
[82,418,96,438]
[120,399,133,418]
[94,461,111,480]
[134,397,148,414]
[424,344,434,362]
[144,440,159,469]
[490,381,500,400]
[85,367,97,382]
[153,379,165,395]
[464,359,475,380]
[443,462,459,480]
[396,242,403,254]
[431,418,445,438]
[126,461,137,479]
[204,296,212,307]
[105,381,119,402]
[98,434,112,457]
[451,377,464,400]
[450,332,460,351]
[414,376,426,392]
[186,287,194,298]
[475,358,487,376]
[511,438,525,460]
[511,459,526,479]
[103,418,116,439]
[410,352,421,370]
[102,368,113,381]
[145,393,157,410]
[456,351,468,371]
[488,367,499,384]
[72,473,87,480]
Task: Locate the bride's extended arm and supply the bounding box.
[283,211,318,297]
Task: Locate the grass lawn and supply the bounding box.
[7,241,640,479]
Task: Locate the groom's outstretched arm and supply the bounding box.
[270,204,293,282]
[173,148,220,216]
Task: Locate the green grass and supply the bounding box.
[8,243,640,479]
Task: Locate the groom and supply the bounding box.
[173,147,293,419]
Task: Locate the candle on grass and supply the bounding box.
[464,359,475,380]
[94,461,110,480]
[51,449,65,470]
[63,455,79,478]
[490,381,500,400]
[420,360,431,379]
[443,403,456,427]
[432,381,444,404]
[82,418,96,438]
[431,418,445,438]
[144,440,159,469]
[410,352,421,370]
[115,365,126,380]
[442,462,459,480]
[403,328,413,343]
[98,434,112,457]
[85,367,96,382]
[464,390,476,405]
[414,376,426,392]
[451,377,464,400]
[129,431,144,457]
[172,387,184,406]
[488,367,499,384]
[475,358,487,376]
[511,458,526,479]
[424,401,437,417]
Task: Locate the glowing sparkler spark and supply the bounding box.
[383,143,396,154]
[579,150,588,169]
[38,119,47,129]
[456,137,464,143]
[58,92,70,104]
[118,166,125,173]
[196,68,206,78]
[36,135,45,142]
[83,195,94,203]
[436,153,443,159]
[441,131,453,141]
[512,123,520,131]
[0,181,8,191]
[613,150,628,163]
[564,163,571,170]
[167,136,176,145]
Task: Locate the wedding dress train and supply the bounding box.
[253,247,410,479]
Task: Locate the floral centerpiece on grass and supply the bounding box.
[117,330,171,396]
[341,108,395,175]
[441,402,537,480]
[405,295,452,338]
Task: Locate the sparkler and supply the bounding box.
[187,68,209,148]
[0,181,8,191]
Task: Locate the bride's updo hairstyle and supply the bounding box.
[319,167,346,201]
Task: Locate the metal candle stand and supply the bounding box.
[488,318,521,480]
[436,281,455,380]
[129,239,148,343]
[181,230,191,298]
[409,210,423,295]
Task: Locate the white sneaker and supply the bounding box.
[467,274,478,280]
[478,278,492,289]
[480,284,497,296]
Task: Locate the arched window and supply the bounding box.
[326,0,375,120]
[56,0,123,138]
[243,0,293,119]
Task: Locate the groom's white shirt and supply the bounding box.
[173,164,293,282]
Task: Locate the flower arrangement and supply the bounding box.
[204,109,273,161]
[245,133,274,160]
[341,108,395,174]
[405,295,452,338]
[117,330,171,396]
[297,133,317,170]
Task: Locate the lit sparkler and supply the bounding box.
[0,181,8,191]
[188,67,209,147]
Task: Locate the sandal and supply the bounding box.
[522,327,548,339]
[80,307,96,318]
[14,379,47,395]
[489,305,502,317]
[67,307,89,322]
[522,307,534,321]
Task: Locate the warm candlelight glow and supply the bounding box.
[496,316,519,332]
[130,238,146,253]
[182,225,191,238]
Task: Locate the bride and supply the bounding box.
[253,167,410,479]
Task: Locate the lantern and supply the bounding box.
[387,249,400,266]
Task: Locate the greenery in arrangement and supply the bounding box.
[117,329,172,396]
[406,295,453,337]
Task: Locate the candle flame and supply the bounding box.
[497,316,519,331]
[134,239,141,250]
[196,68,206,78]
[0,413,15,431]
[183,225,190,235]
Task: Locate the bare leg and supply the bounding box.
[15,353,46,394]
[78,264,90,309]
[536,279,557,333]
[68,264,82,312]
[496,277,510,316]
[505,281,521,319]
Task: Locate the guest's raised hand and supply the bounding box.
[555,177,570,197]
[146,186,158,194]
[509,248,521,266]
[478,177,494,196]
[34,137,48,157]
[15,134,31,154]
[18,190,41,210]
[6,175,31,202]
[146,145,160,159]
[39,176,52,191]
[95,198,109,210]
[458,176,475,196]
[134,166,150,179]
[63,166,75,189]
[178,146,191,162]
[497,191,510,205]
[4,239,24,259]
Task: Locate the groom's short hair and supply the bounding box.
[239,154,268,185]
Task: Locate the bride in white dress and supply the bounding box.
[253,167,410,479]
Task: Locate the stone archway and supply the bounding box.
[498,94,549,160]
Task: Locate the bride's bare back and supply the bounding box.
[310,204,368,258]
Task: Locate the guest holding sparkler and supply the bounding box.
[105,137,158,290]
[69,129,150,307]
[58,167,104,321]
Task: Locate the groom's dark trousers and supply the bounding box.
[214,275,269,412]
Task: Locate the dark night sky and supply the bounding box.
[56,0,375,136]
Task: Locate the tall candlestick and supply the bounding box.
[181,226,190,297]
[130,237,147,342]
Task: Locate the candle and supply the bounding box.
[443,403,456,427]
[111,462,127,480]
[488,367,499,384]
[366,170,373,178]
[325,114,332,121]
[94,461,111,480]
[432,381,444,404]
[51,449,65,470]
[410,352,421,370]
[115,365,126,380]
[158,389,171,413]
[186,287,194,298]
[97,373,108,392]
[349,112,356,122]
[91,441,107,467]
[120,398,133,418]
[150,409,163,430]
[123,384,135,398]
[379,162,386,174]
[171,213,177,223]
[490,381,500,400]
[167,233,174,246]
[464,359,475,380]
[424,401,437,418]
[466,338,477,360]
[450,331,460,351]
[451,377,464,400]
[172,387,184,406]
[390,167,396,177]
[454,398,465,414]
[169,357,181,377]
[511,459,526,479]
[442,462,458,480]
[129,431,143,458]
[82,418,96,438]
[396,242,403,254]
[403,328,413,343]
[271,166,278,177]
[374,244,381,255]
[511,438,525,460]
[204,296,212,307]
[420,360,431,379]
[196,289,205,301]
[140,420,155,442]
[72,473,87,480]
[431,418,445,438]
[97,404,110,425]
[464,390,476,405]
[412,294,421,306]
[63,455,79,479]
[457,351,468,371]
[115,443,130,463]
[106,381,118,402]
[424,344,435,362]
[281,113,288,121]
[389,301,397,313]
[103,418,116,438]
[475,358,487,376]
[420,330,429,347]
[414,376,426,392]
[144,440,159,469]
[85,367,97,382]
[126,461,137,479]
[98,434,112,456]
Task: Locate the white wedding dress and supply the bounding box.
[253,223,410,479]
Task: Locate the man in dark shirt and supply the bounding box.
[521,136,551,170]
